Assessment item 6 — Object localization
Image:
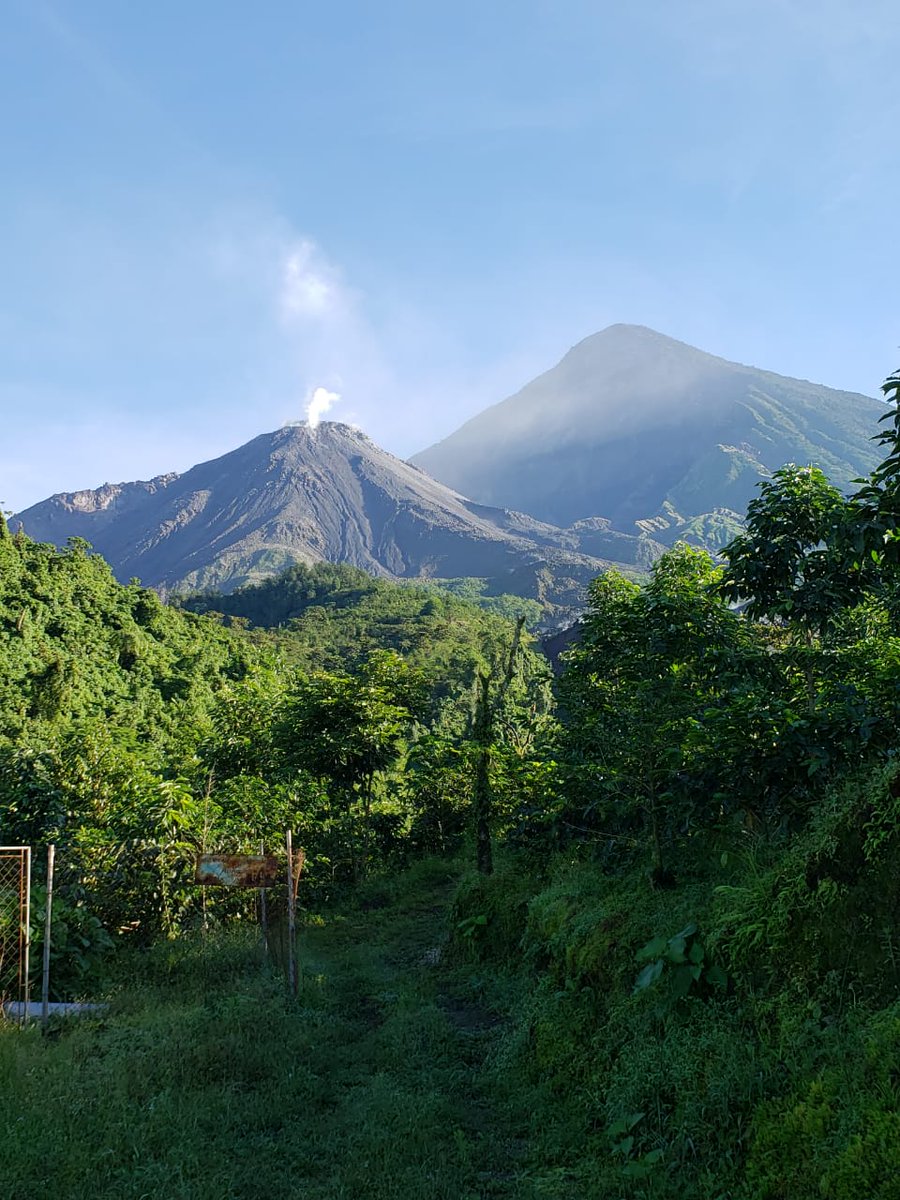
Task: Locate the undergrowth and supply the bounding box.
[0,858,550,1199]
[6,759,900,1200]
[448,763,900,1197]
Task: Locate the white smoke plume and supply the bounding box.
[305,386,341,429]
[281,241,342,319]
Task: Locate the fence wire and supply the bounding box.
[0,847,30,1018]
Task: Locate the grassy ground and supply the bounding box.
[0,858,573,1200]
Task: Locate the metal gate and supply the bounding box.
[0,847,31,1022]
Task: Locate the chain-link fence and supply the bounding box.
[0,847,31,1020]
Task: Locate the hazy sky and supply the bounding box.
[2,0,899,511]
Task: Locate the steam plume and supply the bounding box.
[305,386,340,430]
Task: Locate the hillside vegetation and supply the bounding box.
[2,367,900,1197]
[0,528,548,935]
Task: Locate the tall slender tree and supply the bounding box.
[472,617,525,875]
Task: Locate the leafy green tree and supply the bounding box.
[719,465,859,634]
[714,443,900,790]
[560,546,757,880]
[275,651,425,880]
[719,465,863,714]
[202,667,287,780]
[850,366,900,565]
[471,617,525,875]
[402,734,473,855]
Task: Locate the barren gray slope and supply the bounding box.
[14,422,642,596]
[412,324,885,530]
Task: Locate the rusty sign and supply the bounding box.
[195,854,280,888]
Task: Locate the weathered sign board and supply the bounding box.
[195,854,280,888]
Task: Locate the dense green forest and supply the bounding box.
[0,533,547,933]
[3,368,900,1197]
[176,562,546,636]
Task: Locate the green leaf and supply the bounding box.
[636,935,668,962]
[671,963,695,998]
[608,1112,644,1139]
[622,1161,653,1179]
[705,963,728,990]
[633,959,664,992]
[665,937,688,963]
[671,922,697,941]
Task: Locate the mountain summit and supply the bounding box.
[14,421,632,601]
[15,328,884,608]
[412,325,884,534]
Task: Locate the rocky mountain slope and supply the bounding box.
[14,422,652,606]
[412,324,885,543]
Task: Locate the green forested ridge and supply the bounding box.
[3,370,900,1198]
[0,528,253,744]
[0,529,548,937]
[175,561,545,667]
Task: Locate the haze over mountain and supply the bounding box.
[14,422,650,610]
[412,325,886,542]
[14,326,886,617]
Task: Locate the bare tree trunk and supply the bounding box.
[360,770,375,879]
[803,627,817,716]
[648,788,664,878]
[473,671,493,875]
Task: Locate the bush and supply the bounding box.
[30,886,115,1000]
[744,1004,900,1199]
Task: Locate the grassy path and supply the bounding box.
[0,862,564,1200]
[294,870,526,1199]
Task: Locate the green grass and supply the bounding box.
[9,844,900,1199]
[0,858,576,1200]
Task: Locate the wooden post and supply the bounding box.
[259,840,268,960]
[41,844,55,1031]
[285,830,297,996]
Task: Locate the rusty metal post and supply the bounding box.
[286,830,297,996]
[22,847,31,1027]
[41,844,54,1031]
[259,841,268,961]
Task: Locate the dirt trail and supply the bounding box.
[296,878,540,1200]
[0,870,590,1200]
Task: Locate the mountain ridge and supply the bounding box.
[15,325,885,615]
[14,421,651,614]
[411,324,885,533]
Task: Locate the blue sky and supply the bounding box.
[2,0,899,511]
